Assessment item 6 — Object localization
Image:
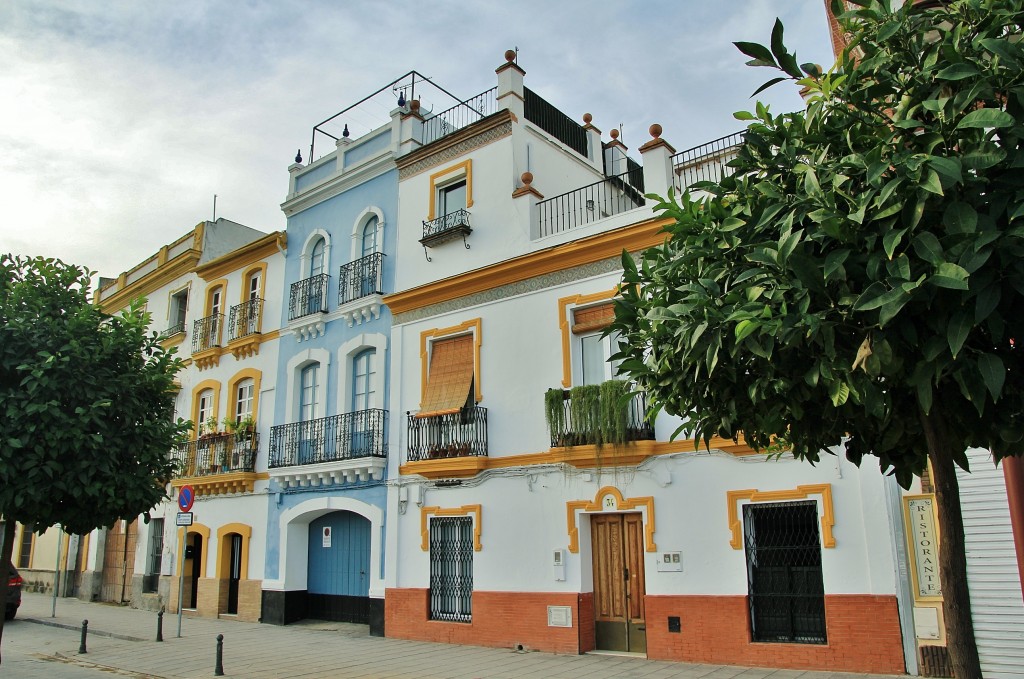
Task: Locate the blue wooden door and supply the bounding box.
[306,511,371,622]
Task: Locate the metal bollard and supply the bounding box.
[156,609,164,642]
[79,619,88,654]
[214,633,224,676]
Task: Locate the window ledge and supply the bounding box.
[270,456,386,487]
[338,293,383,327]
[171,472,266,496]
[227,333,262,359]
[192,346,222,370]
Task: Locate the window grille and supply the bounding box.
[144,518,164,593]
[429,516,473,622]
[17,524,34,569]
[743,500,827,644]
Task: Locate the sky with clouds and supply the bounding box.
[0,1,834,280]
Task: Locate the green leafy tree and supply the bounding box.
[611,2,1024,677]
[0,255,187,662]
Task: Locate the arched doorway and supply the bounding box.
[307,511,371,623]
[186,532,203,609]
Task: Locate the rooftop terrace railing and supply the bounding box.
[672,131,745,195]
[536,165,645,238]
[421,87,499,146]
[523,87,588,157]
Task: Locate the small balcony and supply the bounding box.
[336,253,385,326]
[406,406,488,462]
[269,409,387,486]
[170,432,259,478]
[229,298,263,341]
[672,132,744,196]
[545,383,654,448]
[288,274,330,321]
[536,164,645,238]
[420,209,472,251]
[162,322,185,339]
[192,314,223,353]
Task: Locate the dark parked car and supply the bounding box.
[5,562,22,620]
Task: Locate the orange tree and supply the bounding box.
[0,255,186,662]
[611,2,1024,677]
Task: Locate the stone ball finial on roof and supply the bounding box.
[583,113,593,124]
[521,171,533,185]
[610,128,620,140]
[504,49,517,62]
[649,124,662,139]
[410,99,421,112]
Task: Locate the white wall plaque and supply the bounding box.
[906,496,942,598]
[547,605,572,627]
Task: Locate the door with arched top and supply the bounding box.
[307,511,371,623]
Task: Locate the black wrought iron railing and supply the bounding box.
[672,131,745,195]
[268,409,388,468]
[229,298,263,341]
[407,406,488,462]
[192,314,223,353]
[523,87,587,157]
[162,322,185,339]
[288,274,330,321]
[421,209,472,248]
[547,388,654,448]
[170,432,259,477]
[421,87,498,146]
[536,167,646,238]
[338,252,385,305]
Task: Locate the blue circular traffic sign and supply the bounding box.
[178,485,195,512]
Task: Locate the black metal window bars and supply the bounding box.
[671,131,745,196]
[192,314,223,353]
[288,273,330,321]
[536,166,646,238]
[406,406,487,462]
[170,432,259,477]
[429,515,473,622]
[268,409,388,468]
[338,252,385,306]
[743,500,827,644]
[229,298,263,341]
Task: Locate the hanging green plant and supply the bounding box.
[599,379,631,446]
[569,384,601,445]
[544,388,567,443]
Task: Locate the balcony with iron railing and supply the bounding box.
[420,209,472,257]
[406,406,488,463]
[268,409,388,487]
[169,432,259,488]
[536,165,645,238]
[421,87,498,146]
[545,383,654,448]
[192,314,224,353]
[288,273,330,321]
[337,253,386,326]
[161,322,185,340]
[672,132,745,196]
[229,298,263,341]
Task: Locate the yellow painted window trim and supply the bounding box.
[427,159,473,221]
[420,318,483,407]
[726,483,836,550]
[420,505,482,552]
[240,263,268,304]
[565,486,656,554]
[557,288,619,388]
[176,521,212,580]
[215,523,252,581]
[226,368,262,425]
[166,281,192,323]
[191,379,222,436]
[204,280,228,316]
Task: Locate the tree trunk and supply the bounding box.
[0,518,17,665]
[921,406,982,679]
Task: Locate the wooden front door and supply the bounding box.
[100,520,138,603]
[591,512,647,653]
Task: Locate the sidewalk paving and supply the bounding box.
[13,593,905,679]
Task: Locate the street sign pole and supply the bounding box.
[177,524,185,638]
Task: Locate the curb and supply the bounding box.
[22,617,147,642]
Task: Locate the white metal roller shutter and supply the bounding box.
[957,448,1024,678]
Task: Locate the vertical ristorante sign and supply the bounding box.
[906,495,942,598]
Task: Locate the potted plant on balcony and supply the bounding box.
[234,415,255,441]
[544,388,568,447]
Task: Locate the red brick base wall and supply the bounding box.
[645,594,905,674]
[385,589,586,654]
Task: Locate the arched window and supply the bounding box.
[352,349,376,412]
[197,388,215,434]
[310,237,326,278]
[300,364,319,422]
[235,378,255,422]
[361,216,379,258]
[247,271,261,301]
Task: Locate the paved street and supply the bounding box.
[4,593,905,679]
